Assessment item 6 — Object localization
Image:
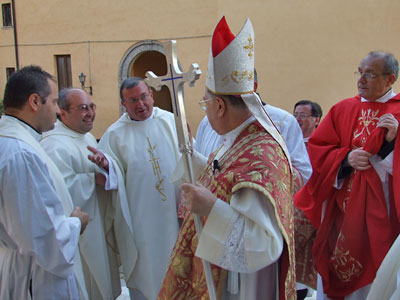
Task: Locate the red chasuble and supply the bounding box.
[158,121,296,300]
[295,94,400,299]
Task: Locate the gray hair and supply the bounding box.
[119,77,150,101]
[367,51,399,80]
[58,88,80,109]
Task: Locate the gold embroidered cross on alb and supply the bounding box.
[147,137,167,201]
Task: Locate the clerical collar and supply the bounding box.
[216,116,256,160]
[361,89,396,103]
[304,136,310,143]
[4,114,42,141]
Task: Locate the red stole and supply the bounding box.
[295,94,400,299]
[158,121,296,300]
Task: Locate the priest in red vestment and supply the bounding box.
[295,51,400,300]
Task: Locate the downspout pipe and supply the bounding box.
[11,0,19,70]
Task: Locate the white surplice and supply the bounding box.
[98,108,181,300]
[0,115,87,300]
[41,120,118,300]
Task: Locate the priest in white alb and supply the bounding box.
[41,88,122,300]
[98,77,181,300]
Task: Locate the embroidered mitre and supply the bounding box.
[205,16,292,172]
[206,17,255,95]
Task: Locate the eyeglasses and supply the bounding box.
[199,98,217,111]
[293,113,313,120]
[126,93,151,103]
[354,71,390,81]
[66,103,96,113]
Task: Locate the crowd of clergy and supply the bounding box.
[0,15,400,300]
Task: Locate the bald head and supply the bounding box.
[58,88,96,134]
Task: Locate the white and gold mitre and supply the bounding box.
[205,16,293,172]
[206,17,255,95]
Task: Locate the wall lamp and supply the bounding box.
[78,72,93,95]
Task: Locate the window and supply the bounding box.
[55,55,72,91]
[6,67,15,80]
[2,3,12,27]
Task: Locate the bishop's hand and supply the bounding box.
[181,182,216,217]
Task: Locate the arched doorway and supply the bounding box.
[118,40,172,114]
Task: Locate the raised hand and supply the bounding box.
[87,145,109,171]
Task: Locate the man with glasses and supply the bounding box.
[293,100,323,148]
[41,88,118,300]
[295,51,400,299]
[159,17,296,300]
[98,77,181,300]
[0,66,89,299]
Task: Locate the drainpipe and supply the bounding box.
[11,0,19,70]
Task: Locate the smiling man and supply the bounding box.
[41,88,119,300]
[98,77,181,300]
[295,51,400,300]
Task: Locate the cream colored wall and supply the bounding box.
[1,0,400,138]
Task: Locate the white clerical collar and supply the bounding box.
[303,136,310,143]
[219,116,256,152]
[4,115,42,142]
[361,89,396,103]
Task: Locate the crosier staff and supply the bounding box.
[145,40,217,300]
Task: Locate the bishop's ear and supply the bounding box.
[216,96,226,118]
